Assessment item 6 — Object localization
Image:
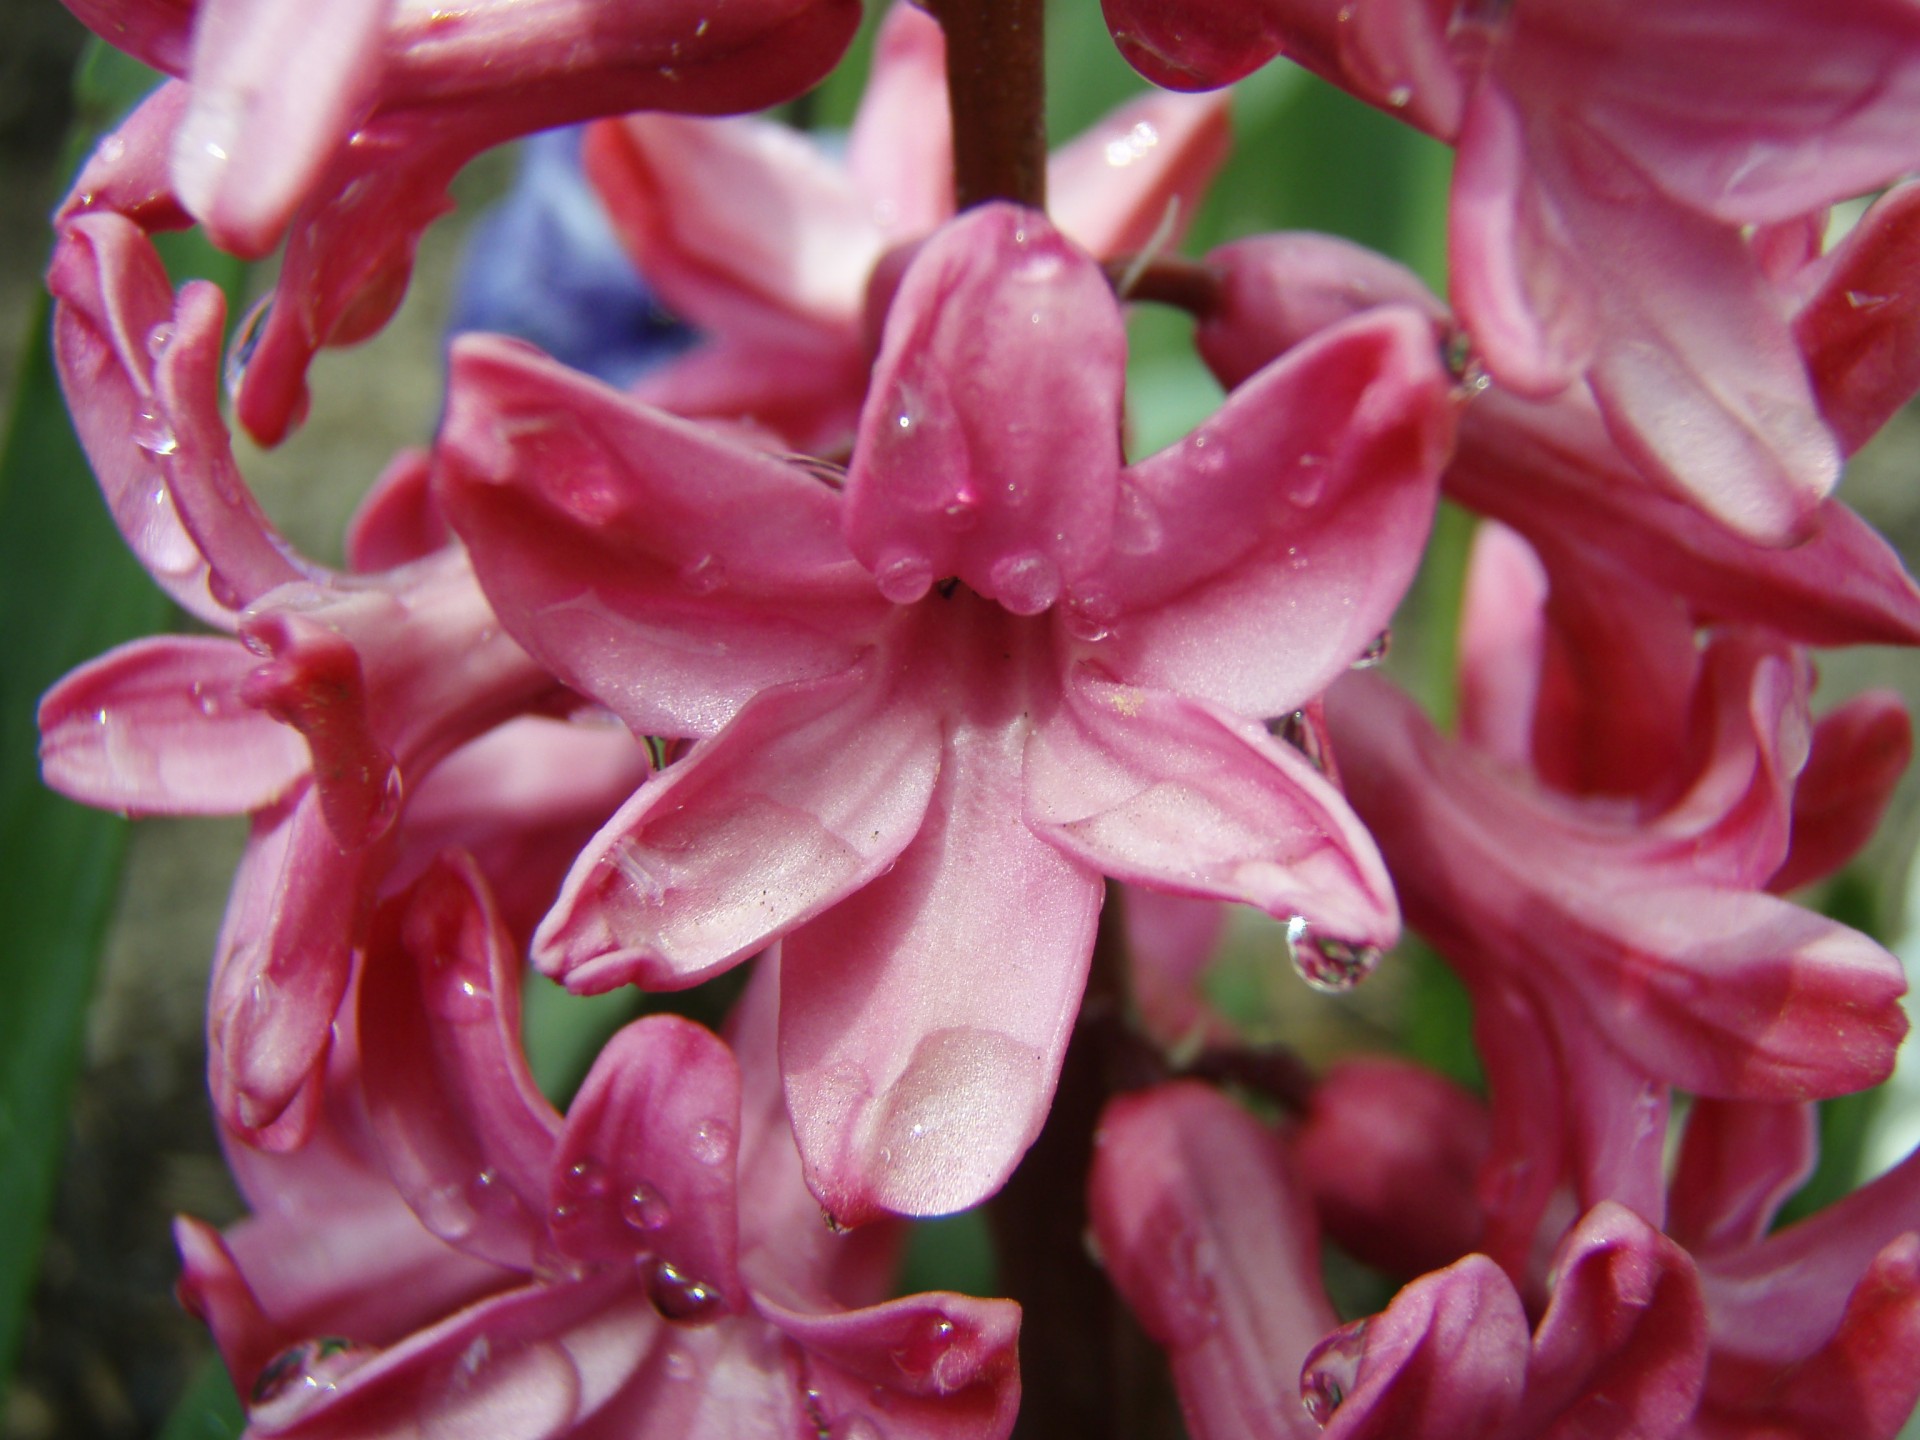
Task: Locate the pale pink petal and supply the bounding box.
[1096,306,1451,718]
[550,1015,744,1316]
[1668,1100,1818,1258]
[172,0,391,256]
[535,660,940,994]
[627,337,873,464]
[1772,690,1913,893]
[1454,520,1548,773]
[584,113,877,342]
[780,715,1103,1224]
[844,3,954,240]
[438,335,883,739]
[1121,887,1229,1049]
[846,204,1125,614]
[1049,90,1232,260]
[1025,672,1398,947]
[359,856,560,1269]
[38,635,307,816]
[1088,1083,1336,1440]
[1515,1203,1707,1437]
[1305,1255,1527,1439]
[56,81,195,233]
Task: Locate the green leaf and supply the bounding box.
[155,1355,245,1440]
[0,40,245,1402]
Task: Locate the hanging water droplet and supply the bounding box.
[890,1313,958,1383]
[690,1119,732,1167]
[1061,595,1115,643]
[875,552,934,605]
[226,295,273,400]
[622,1182,672,1232]
[663,1348,695,1381]
[989,550,1060,616]
[645,1258,724,1323]
[1286,918,1384,994]
[97,134,127,165]
[427,947,493,1024]
[418,1181,478,1240]
[249,1336,374,1427]
[133,407,178,457]
[1273,711,1327,772]
[1352,630,1390,668]
[145,321,176,359]
[1300,1318,1371,1426]
[1387,83,1413,107]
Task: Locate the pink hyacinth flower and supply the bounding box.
[185,853,1019,1440]
[438,203,1455,1223]
[583,1,1231,452]
[1111,0,1920,542]
[37,212,644,1146]
[58,0,861,445]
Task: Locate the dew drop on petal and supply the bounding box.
[1352,630,1390,668]
[989,551,1060,615]
[1288,454,1328,506]
[1113,484,1164,556]
[1300,1318,1370,1426]
[1272,711,1327,772]
[1286,918,1383,994]
[426,948,494,1023]
[418,1181,478,1241]
[622,1182,672,1232]
[875,552,934,605]
[1387,83,1413,107]
[145,321,176,359]
[564,1157,608,1199]
[645,1258,724,1324]
[97,134,127,165]
[226,295,273,401]
[833,1417,885,1440]
[248,1336,375,1428]
[133,407,178,457]
[663,1348,694,1381]
[890,1312,961,1387]
[690,1119,732,1167]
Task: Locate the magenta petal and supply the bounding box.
[1099,0,1287,90]
[1454,520,1548,771]
[439,335,882,738]
[1517,1203,1708,1436]
[767,1291,1022,1438]
[1772,690,1914,894]
[172,0,391,255]
[1098,306,1451,718]
[846,204,1125,614]
[1798,181,1920,454]
[38,635,307,816]
[1668,1100,1818,1258]
[536,661,939,994]
[344,446,447,573]
[359,856,559,1269]
[780,718,1102,1224]
[62,0,192,75]
[208,790,370,1144]
[550,1015,744,1314]
[1089,1083,1337,1440]
[1026,672,1398,947]
[1306,1254,1527,1439]
[175,1216,286,1396]
[58,82,195,233]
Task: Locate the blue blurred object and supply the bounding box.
[448,127,695,386]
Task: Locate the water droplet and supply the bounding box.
[1061,595,1115,643]
[145,321,176,359]
[97,134,127,165]
[833,1418,885,1440]
[190,680,223,717]
[645,1258,724,1323]
[1103,119,1161,169]
[1387,83,1413,107]
[226,295,273,400]
[249,1336,374,1427]
[611,838,667,904]
[680,553,725,594]
[366,764,404,838]
[690,1120,732,1167]
[1352,630,1390,668]
[1300,1318,1370,1426]
[1288,455,1328,506]
[564,1157,608,1199]
[875,552,934,605]
[1113,484,1164,556]
[418,1181,478,1241]
[622,1182,672,1232]
[1846,289,1892,309]
[427,947,494,1024]
[891,1313,962,1388]
[1286,918,1384,994]
[988,551,1060,615]
[133,407,178,457]
[1273,711,1327,772]
[558,465,622,523]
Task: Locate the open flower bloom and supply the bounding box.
[177,853,1020,1440]
[583,1,1231,452]
[58,0,861,445]
[437,202,1455,1223]
[1324,518,1910,1272]
[1107,0,1920,542]
[37,211,648,1146]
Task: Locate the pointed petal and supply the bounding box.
[439,334,882,739]
[1668,1100,1818,1257]
[627,335,872,456]
[38,636,308,816]
[1797,181,1920,454]
[844,3,954,240]
[536,660,940,993]
[57,81,194,232]
[1088,1083,1337,1440]
[1455,520,1548,772]
[1098,307,1451,717]
[1026,672,1398,947]
[1049,90,1231,260]
[1772,690,1913,893]
[359,856,560,1270]
[847,204,1125,614]
[780,716,1103,1224]
[345,446,448,573]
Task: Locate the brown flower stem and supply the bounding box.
[927,0,1048,211]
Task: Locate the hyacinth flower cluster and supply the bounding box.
[32,0,1920,1433]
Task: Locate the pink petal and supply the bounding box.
[780,714,1103,1224]
[62,0,192,74]
[585,112,876,342]
[1455,519,1549,772]
[1098,0,1289,90]
[57,81,195,233]
[846,204,1125,614]
[172,0,391,255]
[627,335,874,457]
[438,334,883,739]
[345,446,448,573]
[844,2,954,241]
[550,1015,744,1316]
[1049,89,1232,260]
[1025,671,1398,948]
[1771,690,1914,894]
[535,660,940,994]
[38,635,308,816]
[1088,1083,1336,1440]
[1798,181,1920,454]
[359,856,560,1270]
[1668,1100,1818,1258]
[1121,887,1230,1049]
[1097,306,1452,718]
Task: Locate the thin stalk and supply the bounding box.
[928,0,1048,211]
